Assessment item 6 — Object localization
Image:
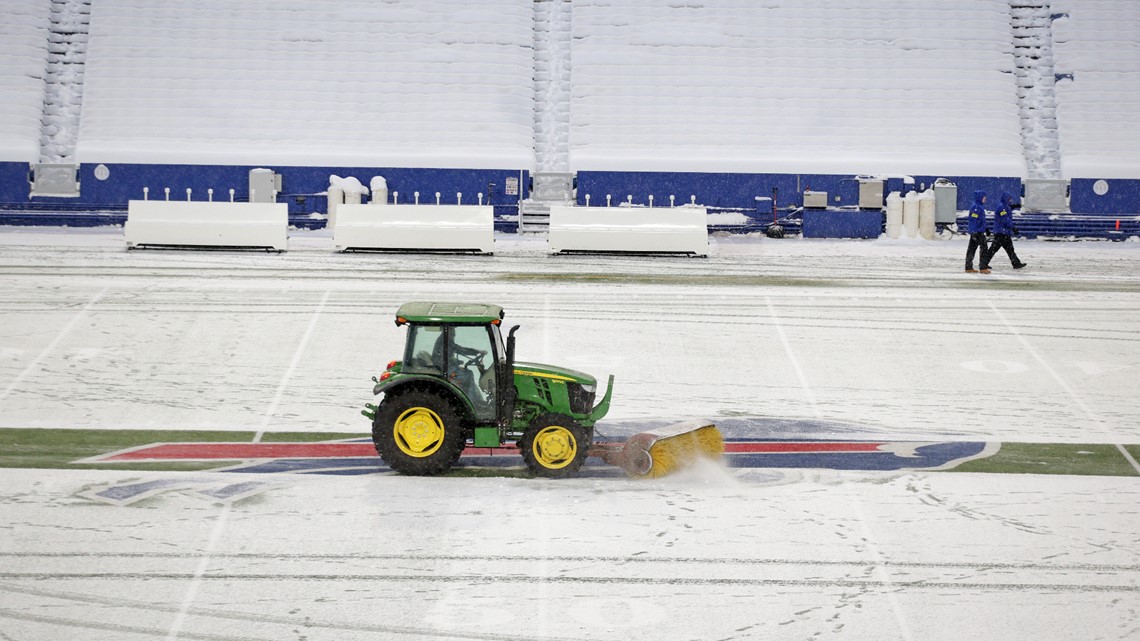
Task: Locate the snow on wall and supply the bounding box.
[0,0,51,162]
[568,0,1027,177]
[1052,1,1140,179]
[74,0,535,169]
[533,0,573,173]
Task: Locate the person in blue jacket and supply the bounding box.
[964,190,989,273]
[981,191,1027,270]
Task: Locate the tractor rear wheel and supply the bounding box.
[520,414,589,479]
[373,387,467,476]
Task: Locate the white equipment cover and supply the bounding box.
[548,205,708,256]
[333,204,494,254]
[125,201,287,251]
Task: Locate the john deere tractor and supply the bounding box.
[363,302,615,478]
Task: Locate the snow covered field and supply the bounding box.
[1,228,1138,640]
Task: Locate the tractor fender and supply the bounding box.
[373,374,476,420]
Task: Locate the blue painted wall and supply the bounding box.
[1069,178,1140,215]
[5,162,1140,230]
[575,171,1023,212]
[0,162,528,217]
[0,163,30,205]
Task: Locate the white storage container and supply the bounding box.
[885,191,903,238]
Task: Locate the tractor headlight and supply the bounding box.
[566,382,596,414]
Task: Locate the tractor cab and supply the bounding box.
[392,302,512,425]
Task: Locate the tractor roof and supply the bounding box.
[396,302,505,325]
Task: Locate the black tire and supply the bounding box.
[372,386,467,476]
[519,414,590,479]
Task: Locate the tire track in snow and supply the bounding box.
[3,572,1137,594]
[0,583,590,641]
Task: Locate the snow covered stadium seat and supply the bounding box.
[1052,1,1140,179]
[75,0,535,169]
[568,0,1026,177]
[0,0,51,162]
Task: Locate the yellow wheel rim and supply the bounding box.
[532,425,578,470]
[393,407,445,458]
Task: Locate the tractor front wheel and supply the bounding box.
[520,414,589,479]
[373,387,467,476]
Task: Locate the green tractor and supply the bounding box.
[362,302,723,478]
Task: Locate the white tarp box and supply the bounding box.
[248,168,281,203]
[933,179,958,224]
[333,204,494,254]
[548,206,709,256]
[1022,179,1070,213]
[124,201,288,251]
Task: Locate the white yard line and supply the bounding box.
[764,296,820,418]
[766,296,913,640]
[852,496,916,641]
[0,287,107,404]
[164,503,232,641]
[253,290,330,443]
[988,301,1140,475]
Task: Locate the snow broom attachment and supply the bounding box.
[591,419,724,478]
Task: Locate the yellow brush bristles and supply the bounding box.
[640,425,725,478]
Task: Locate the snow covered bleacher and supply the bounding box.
[569,0,1025,177]
[75,0,535,169]
[1052,1,1140,179]
[0,0,50,161]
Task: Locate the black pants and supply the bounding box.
[965,232,987,269]
[982,233,1020,268]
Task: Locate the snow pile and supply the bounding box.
[38,0,90,164]
[1052,1,1140,179]
[568,0,1026,177]
[328,174,369,196]
[533,0,573,173]
[75,0,535,168]
[1010,2,1062,180]
[0,0,51,162]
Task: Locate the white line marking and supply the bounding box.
[165,503,231,641]
[0,287,107,404]
[253,290,329,443]
[852,496,915,641]
[1117,444,1140,475]
[988,301,1140,476]
[765,296,820,417]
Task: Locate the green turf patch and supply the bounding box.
[952,442,1140,477]
[0,428,255,470]
[258,432,365,443]
[497,272,1140,292]
[0,428,366,471]
[2,429,1138,477]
